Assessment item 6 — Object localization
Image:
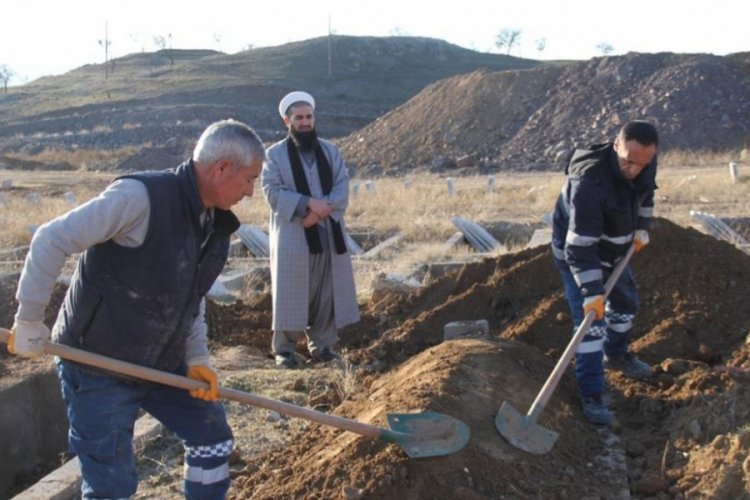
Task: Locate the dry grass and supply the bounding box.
[659,149,743,167]
[1,156,748,293]
[11,146,142,171]
[651,163,750,227]
[0,170,111,250]
[345,175,557,238]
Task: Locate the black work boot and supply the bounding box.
[581,394,614,425]
[605,353,652,380]
[310,348,340,363]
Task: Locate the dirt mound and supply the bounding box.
[206,299,273,356]
[232,338,617,499]
[226,218,750,498]
[340,52,750,173]
[3,219,749,497]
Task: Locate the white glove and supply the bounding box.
[8,319,50,358]
[634,229,649,252]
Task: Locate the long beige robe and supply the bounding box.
[261,138,359,331]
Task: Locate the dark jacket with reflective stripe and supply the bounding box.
[54,160,239,371]
[551,143,656,297]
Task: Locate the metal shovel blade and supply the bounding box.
[384,412,471,458]
[495,402,559,455]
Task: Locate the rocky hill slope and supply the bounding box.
[340,52,750,174]
[0,36,537,171]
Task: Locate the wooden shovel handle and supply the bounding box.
[526,244,636,421]
[0,328,383,439]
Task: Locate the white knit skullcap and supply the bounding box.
[278,91,315,118]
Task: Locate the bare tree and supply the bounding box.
[596,42,615,55]
[154,34,174,65]
[130,33,145,52]
[328,14,333,78]
[495,29,522,56]
[535,37,547,54]
[0,64,14,92]
[213,33,222,51]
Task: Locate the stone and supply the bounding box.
[444,319,489,340]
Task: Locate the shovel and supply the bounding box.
[1,328,469,458]
[495,245,635,454]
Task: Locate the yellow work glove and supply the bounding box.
[583,295,605,321]
[187,364,219,401]
[634,229,649,253]
[8,319,50,358]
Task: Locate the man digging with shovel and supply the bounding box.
[551,120,658,425]
[7,119,265,499]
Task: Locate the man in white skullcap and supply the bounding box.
[261,91,360,368]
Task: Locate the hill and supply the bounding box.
[0,36,538,171]
[340,52,750,174]
[2,38,748,175]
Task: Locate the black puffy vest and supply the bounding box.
[54,160,239,371]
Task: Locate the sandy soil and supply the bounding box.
[225,218,750,499]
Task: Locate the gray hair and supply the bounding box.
[193,119,265,168]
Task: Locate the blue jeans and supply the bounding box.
[554,258,639,396]
[57,360,233,499]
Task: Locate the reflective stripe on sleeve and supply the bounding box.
[601,232,633,245]
[565,231,599,247]
[573,268,602,287]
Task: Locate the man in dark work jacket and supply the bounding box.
[552,120,658,425]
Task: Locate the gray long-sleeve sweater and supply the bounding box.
[15,178,211,366]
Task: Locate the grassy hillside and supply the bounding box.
[0,36,540,171]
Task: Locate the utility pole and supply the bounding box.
[105,22,109,79]
[98,21,111,79]
[327,14,332,77]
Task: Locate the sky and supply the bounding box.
[1,0,747,85]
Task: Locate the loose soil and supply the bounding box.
[2,218,749,498]
[340,52,750,173]
[226,218,750,498]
